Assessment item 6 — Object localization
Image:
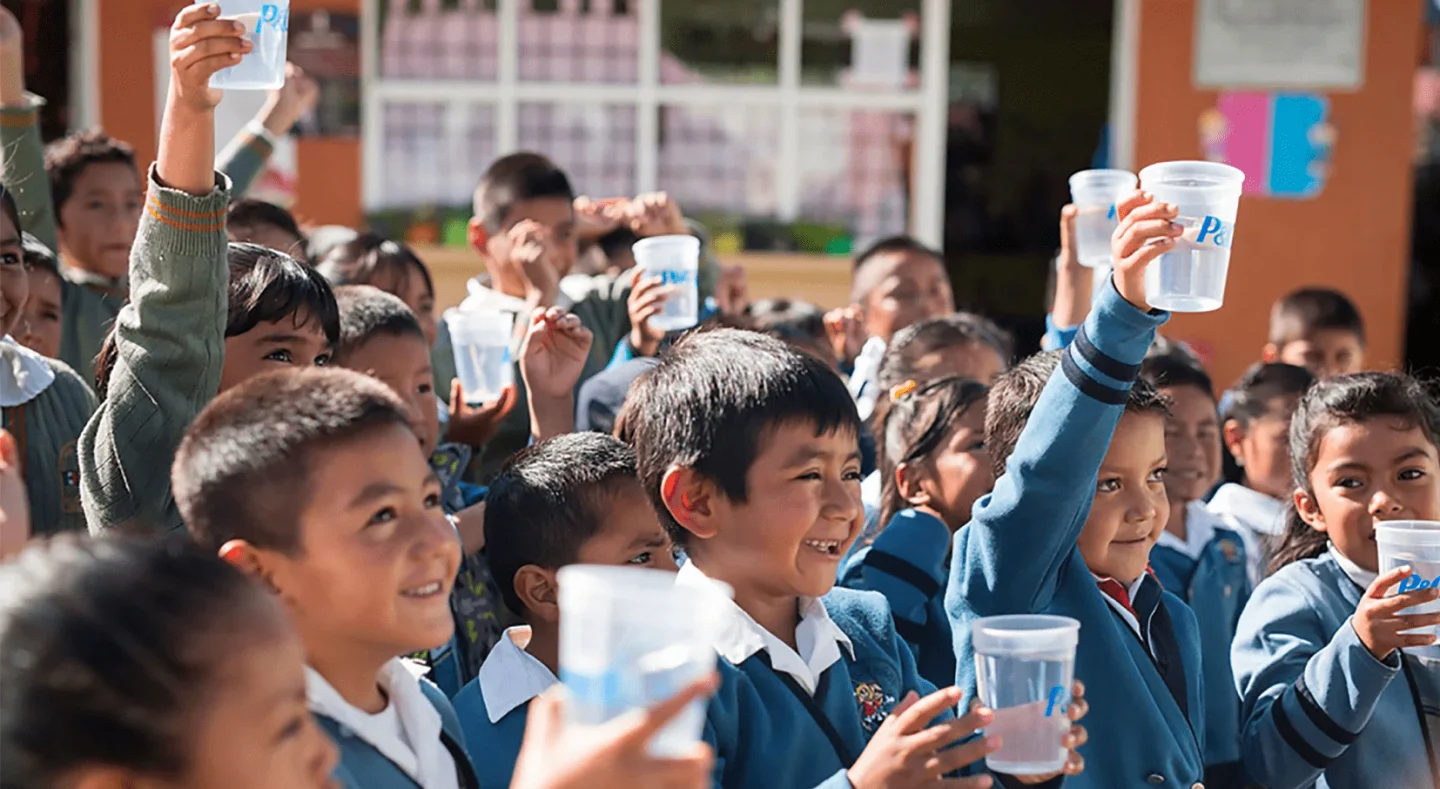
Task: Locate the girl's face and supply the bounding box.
[1297,418,1440,572]
[0,212,27,338]
[220,315,334,394]
[17,266,63,359]
[904,398,994,531]
[1225,394,1300,500]
[376,266,438,348]
[1160,385,1222,504]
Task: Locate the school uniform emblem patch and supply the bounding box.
[855,682,896,733]
[1219,539,1240,563]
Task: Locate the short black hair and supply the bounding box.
[877,313,1013,394]
[333,285,426,364]
[1141,354,1215,399]
[316,232,435,300]
[1222,362,1317,427]
[226,242,341,345]
[485,432,641,617]
[174,367,415,554]
[596,226,639,261]
[473,152,575,234]
[749,298,827,349]
[20,232,59,275]
[986,350,1169,479]
[227,199,305,251]
[851,235,946,304]
[622,329,861,547]
[1269,287,1366,346]
[44,129,138,222]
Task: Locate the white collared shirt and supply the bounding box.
[478,626,558,723]
[849,335,888,421]
[1094,573,1147,638]
[676,561,855,695]
[460,276,576,315]
[1208,482,1288,586]
[306,659,459,789]
[1330,544,1378,590]
[1155,500,1222,561]
[0,335,55,407]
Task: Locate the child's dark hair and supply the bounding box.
[850,235,945,304]
[596,226,638,263]
[473,152,575,234]
[879,376,990,527]
[43,129,138,221]
[316,232,435,299]
[986,350,1169,479]
[20,233,59,275]
[0,535,284,789]
[749,298,829,357]
[1141,354,1215,399]
[485,432,641,617]
[227,198,306,252]
[1269,373,1440,573]
[1269,287,1366,347]
[333,285,426,364]
[173,367,415,554]
[1219,362,1316,485]
[622,328,861,547]
[870,313,1012,429]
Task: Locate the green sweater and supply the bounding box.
[1,354,97,535]
[79,169,230,534]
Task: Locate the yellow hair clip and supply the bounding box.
[890,380,918,402]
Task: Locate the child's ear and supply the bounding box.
[513,565,559,625]
[895,461,932,508]
[1295,489,1326,531]
[467,217,490,255]
[1222,418,1246,464]
[217,540,282,595]
[660,466,718,541]
[1261,342,1281,363]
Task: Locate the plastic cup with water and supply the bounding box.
[1068,170,1137,268]
[1375,521,1440,659]
[210,0,291,91]
[632,235,700,332]
[972,614,1080,775]
[444,308,514,406]
[558,565,728,756]
[1137,160,1245,313]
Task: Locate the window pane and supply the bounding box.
[660,1,780,85]
[378,0,498,80]
[797,107,913,243]
[656,104,780,218]
[800,0,921,88]
[518,104,638,197]
[375,102,495,210]
[519,0,639,83]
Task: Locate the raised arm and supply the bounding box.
[0,8,58,253]
[216,62,317,198]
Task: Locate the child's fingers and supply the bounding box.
[1062,723,1088,749]
[171,18,247,50]
[936,775,993,789]
[632,290,671,314]
[1369,586,1440,615]
[616,673,720,747]
[172,2,222,30]
[893,686,963,734]
[1368,565,1419,598]
[1117,198,1178,225]
[909,705,993,751]
[927,732,1000,775]
[1113,189,1150,222]
[0,431,16,467]
[1118,235,1175,272]
[1114,218,1183,259]
[636,750,714,789]
[1066,696,1089,721]
[174,37,251,71]
[1389,610,1440,630]
[1061,750,1085,775]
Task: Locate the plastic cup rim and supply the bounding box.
[1068,169,1137,190]
[1139,160,1245,187]
[633,234,701,253]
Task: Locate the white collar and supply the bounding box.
[0,336,55,407]
[1208,483,1288,536]
[1329,544,1378,590]
[675,561,855,695]
[1093,573,1147,638]
[306,658,458,789]
[1154,500,1221,560]
[461,276,574,314]
[478,626,558,723]
[849,335,889,421]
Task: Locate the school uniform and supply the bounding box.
[0,336,96,535]
[1151,501,1251,787]
[838,508,955,689]
[946,281,1208,789]
[1208,482,1287,587]
[452,626,557,789]
[1231,546,1440,789]
[310,658,479,789]
[847,335,887,422]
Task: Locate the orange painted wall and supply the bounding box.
[1132,1,1424,389]
[97,0,362,228]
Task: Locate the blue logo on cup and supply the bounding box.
[657,269,695,287]
[1398,573,1440,594]
[256,3,289,34]
[1193,215,1233,249]
[1044,684,1066,717]
[1106,204,1117,221]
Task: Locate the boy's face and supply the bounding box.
[1271,330,1365,379]
[338,333,439,456]
[1077,412,1169,585]
[860,251,953,343]
[0,213,26,337]
[17,266,62,359]
[1159,384,1221,504]
[1225,394,1300,500]
[229,222,307,261]
[476,197,578,294]
[220,315,334,394]
[56,161,143,280]
[262,423,460,663]
[577,483,678,571]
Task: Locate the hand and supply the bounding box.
[1057,204,1080,271]
[169,3,252,113]
[520,307,594,400]
[0,430,31,561]
[626,192,689,238]
[823,306,868,366]
[1110,190,1183,311]
[509,220,563,307]
[847,686,1000,789]
[259,62,320,136]
[715,264,749,317]
[627,269,669,357]
[510,674,718,789]
[1354,565,1440,661]
[573,196,625,241]
[446,381,518,448]
[1005,680,1089,783]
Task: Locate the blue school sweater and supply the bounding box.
[316,680,479,789]
[838,508,954,689]
[1231,549,1440,789]
[946,281,1208,789]
[452,627,557,789]
[704,586,944,789]
[1149,502,1250,774]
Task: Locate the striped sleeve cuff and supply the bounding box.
[143,165,232,254]
[0,92,44,126]
[1061,278,1167,402]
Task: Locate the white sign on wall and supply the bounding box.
[1194,0,1367,90]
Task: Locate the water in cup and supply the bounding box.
[1375,521,1440,660]
[444,309,514,405]
[1068,170,1137,268]
[211,0,291,91]
[971,615,1080,775]
[632,235,701,332]
[1138,161,1244,313]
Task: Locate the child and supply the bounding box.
[78,13,339,535]
[623,328,1084,788]
[946,190,1207,787]
[1142,354,1250,788]
[0,187,96,536]
[17,233,63,360]
[1210,362,1316,586]
[840,376,992,689]
[1232,372,1440,789]
[452,431,678,788]
[748,298,834,369]
[0,535,339,789]
[1262,287,1365,379]
[228,197,308,260]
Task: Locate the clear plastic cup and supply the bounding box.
[444,308,514,405]
[632,235,701,332]
[210,0,291,91]
[1375,521,1440,659]
[1068,170,1137,269]
[557,565,728,756]
[1138,161,1245,313]
[972,614,1080,775]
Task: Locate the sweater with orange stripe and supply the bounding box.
[78,168,231,534]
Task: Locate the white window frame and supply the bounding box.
[361,0,951,246]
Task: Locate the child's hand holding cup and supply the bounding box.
[1109,190,1184,312]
